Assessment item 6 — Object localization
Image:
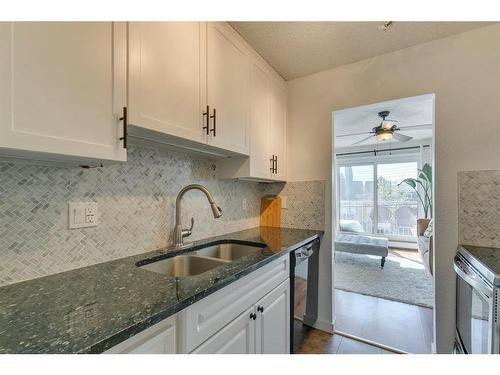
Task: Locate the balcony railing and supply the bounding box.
[339,200,418,237]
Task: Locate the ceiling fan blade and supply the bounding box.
[393,132,413,142]
[399,123,433,130]
[351,135,374,145]
[336,131,372,138]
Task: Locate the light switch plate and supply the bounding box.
[281,196,288,209]
[68,202,98,229]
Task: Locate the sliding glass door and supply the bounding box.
[338,165,374,234]
[376,162,418,237]
[338,158,419,241]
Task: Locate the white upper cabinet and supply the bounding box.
[217,54,287,182]
[128,22,206,144]
[269,77,287,181]
[206,22,249,155]
[0,22,283,167]
[248,60,272,179]
[0,22,127,164]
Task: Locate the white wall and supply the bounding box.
[286,23,500,353]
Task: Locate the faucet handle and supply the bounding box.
[182,217,195,238]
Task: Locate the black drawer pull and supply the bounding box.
[210,108,216,136]
[202,105,210,135]
[257,306,264,313]
[119,106,127,149]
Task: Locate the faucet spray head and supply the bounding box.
[210,202,223,218]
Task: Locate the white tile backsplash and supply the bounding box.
[0,144,325,286]
[458,170,500,248]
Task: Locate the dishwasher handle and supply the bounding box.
[295,244,314,260]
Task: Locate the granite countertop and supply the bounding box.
[459,244,500,285]
[0,226,322,354]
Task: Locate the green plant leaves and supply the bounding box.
[398,163,433,219]
[419,163,432,184]
[399,178,417,189]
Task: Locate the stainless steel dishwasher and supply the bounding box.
[290,237,320,353]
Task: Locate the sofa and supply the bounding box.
[417,218,433,275]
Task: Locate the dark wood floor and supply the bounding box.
[294,248,433,354]
[295,321,396,354]
[335,289,433,354]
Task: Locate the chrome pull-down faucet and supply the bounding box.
[172,184,223,248]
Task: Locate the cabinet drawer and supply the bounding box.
[104,315,177,354]
[180,254,289,353]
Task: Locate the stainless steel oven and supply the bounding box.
[454,248,500,354]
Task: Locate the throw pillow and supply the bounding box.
[423,219,433,238]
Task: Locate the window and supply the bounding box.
[376,162,418,237]
[338,158,419,240]
[338,165,374,234]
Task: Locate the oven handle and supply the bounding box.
[454,255,493,299]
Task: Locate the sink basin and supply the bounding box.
[138,242,265,278]
[192,242,265,261]
[139,255,228,277]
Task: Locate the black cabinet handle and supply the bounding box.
[202,105,210,135]
[270,155,275,173]
[210,108,216,137]
[257,306,264,313]
[250,312,257,320]
[119,107,127,149]
[274,155,278,174]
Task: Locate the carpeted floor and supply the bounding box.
[334,249,434,308]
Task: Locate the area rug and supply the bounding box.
[334,250,434,308]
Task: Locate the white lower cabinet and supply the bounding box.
[104,315,177,354]
[191,306,256,354]
[192,280,290,354]
[255,279,290,354]
[105,255,290,354]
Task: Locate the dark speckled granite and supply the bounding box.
[0,226,322,354]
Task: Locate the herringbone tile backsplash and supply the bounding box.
[0,145,325,286]
[459,170,500,248]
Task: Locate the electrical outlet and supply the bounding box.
[242,198,248,211]
[69,202,98,229]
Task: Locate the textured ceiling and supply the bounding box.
[230,22,493,80]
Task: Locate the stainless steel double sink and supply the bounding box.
[139,242,265,278]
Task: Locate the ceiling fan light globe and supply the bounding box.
[376,132,393,141]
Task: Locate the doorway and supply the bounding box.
[332,94,435,353]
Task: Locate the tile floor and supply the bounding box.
[295,322,396,354]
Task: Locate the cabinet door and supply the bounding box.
[192,307,256,354]
[206,22,249,155]
[269,78,287,181]
[104,315,177,354]
[249,60,272,179]
[128,22,206,143]
[0,22,126,162]
[255,279,290,354]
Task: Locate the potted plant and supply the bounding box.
[398,163,432,219]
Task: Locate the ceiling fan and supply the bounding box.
[339,111,432,146]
